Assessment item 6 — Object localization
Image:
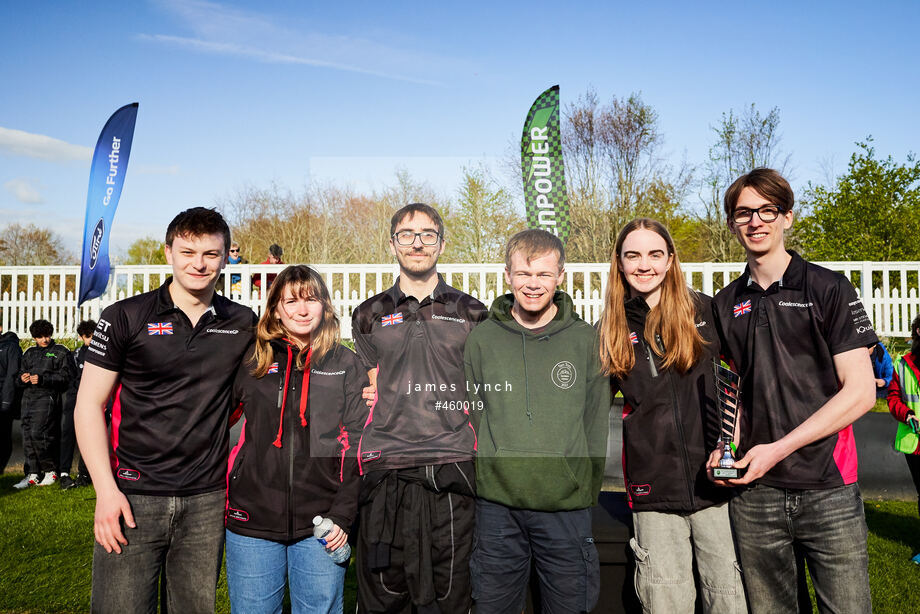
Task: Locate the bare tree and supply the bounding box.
[0,223,69,266]
[699,104,790,262]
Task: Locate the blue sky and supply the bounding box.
[1,0,918,256]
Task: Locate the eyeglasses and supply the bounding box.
[732,204,785,225]
[393,231,441,246]
[229,249,240,253]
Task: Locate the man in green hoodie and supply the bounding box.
[464,229,610,613]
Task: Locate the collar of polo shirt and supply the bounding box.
[156,278,226,318]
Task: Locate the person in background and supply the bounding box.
[886,313,920,563]
[254,243,284,292]
[228,241,247,295]
[15,319,72,488]
[225,265,367,613]
[0,323,22,475]
[598,219,744,612]
[871,341,894,399]
[58,319,96,490]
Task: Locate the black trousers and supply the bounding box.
[59,390,86,475]
[0,412,13,472]
[905,453,920,517]
[356,462,475,614]
[21,394,60,474]
[471,499,600,614]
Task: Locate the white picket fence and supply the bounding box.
[2,261,920,339]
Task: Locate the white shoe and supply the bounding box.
[37,471,58,486]
[13,474,38,489]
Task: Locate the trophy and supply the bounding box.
[713,361,745,479]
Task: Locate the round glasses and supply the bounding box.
[393,231,441,246]
[732,205,785,225]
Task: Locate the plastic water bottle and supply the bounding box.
[313,515,351,564]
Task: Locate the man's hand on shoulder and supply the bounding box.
[93,485,136,554]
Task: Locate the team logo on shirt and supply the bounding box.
[629,483,651,496]
[629,331,639,345]
[147,322,174,335]
[267,362,279,374]
[551,361,577,390]
[227,508,250,522]
[117,468,140,481]
[733,300,752,318]
[381,313,404,327]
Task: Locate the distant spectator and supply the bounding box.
[253,243,284,291]
[59,320,96,489]
[14,319,72,489]
[0,323,22,474]
[887,314,920,563]
[871,341,894,399]
[228,241,248,295]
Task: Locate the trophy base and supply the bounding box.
[713,466,746,479]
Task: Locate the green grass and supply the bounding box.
[1,473,918,613]
[0,473,356,613]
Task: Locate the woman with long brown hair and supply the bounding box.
[225,265,368,613]
[598,218,745,613]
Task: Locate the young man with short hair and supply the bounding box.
[351,203,487,613]
[59,319,96,490]
[15,319,72,488]
[710,168,877,613]
[464,229,610,613]
[75,207,256,612]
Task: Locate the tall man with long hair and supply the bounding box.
[351,203,487,613]
[709,168,877,613]
[75,207,256,612]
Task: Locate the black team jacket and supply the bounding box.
[226,339,369,542]
[614,293,731,512]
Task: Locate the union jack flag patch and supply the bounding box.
[733,300,752,318]
[147,322,174,335]
[629,331,639,344]
[267,362,279,374]
[381,312,404,327]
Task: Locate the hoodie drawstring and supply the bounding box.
[273,345,295,448]
[298,348,312,427]
[274,344,312,448]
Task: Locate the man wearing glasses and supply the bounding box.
[351,203,487,613]
[709,168,877,613]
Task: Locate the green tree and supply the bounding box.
[124,237,167,264]
[445,166,524,263]
[796,140,920,260]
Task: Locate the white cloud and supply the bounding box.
[3,178,44,204]
[144,0,461,86]
[0,127,92,162]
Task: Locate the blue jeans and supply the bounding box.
[91,489,225,614]
[225,530,346,614]
[730,483,871,614]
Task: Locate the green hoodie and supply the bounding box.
[463,291,610,511]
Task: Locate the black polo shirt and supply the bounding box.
[712,251,878,489]
[85,279,256,496]
[351,274,487,472]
